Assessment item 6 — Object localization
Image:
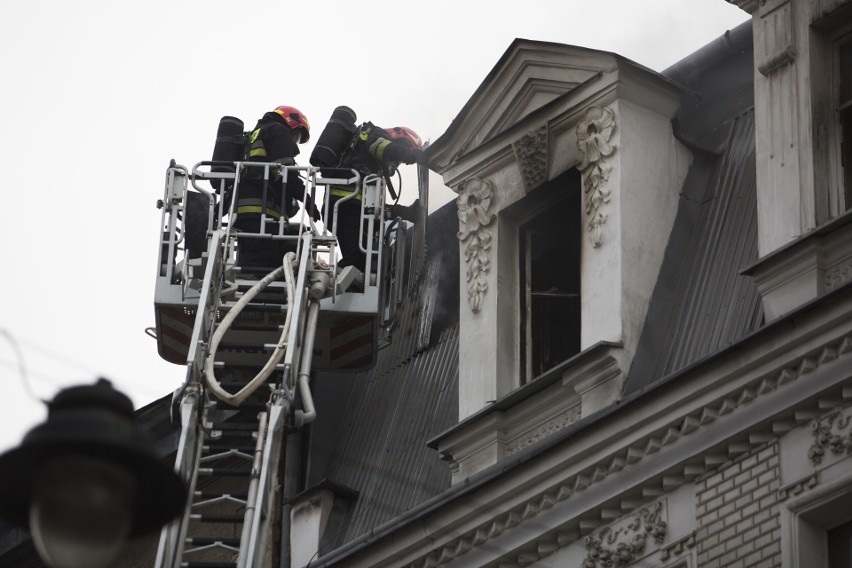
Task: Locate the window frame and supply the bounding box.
[510,169,582,384]
[781,471,852,568]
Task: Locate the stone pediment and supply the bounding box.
[430,39,619,169]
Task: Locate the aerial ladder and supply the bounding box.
[150,157,416,568]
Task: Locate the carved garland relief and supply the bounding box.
[808,408,852,465]
[583,501,667,568]
[457,177,496,312]
[576,106,617,248]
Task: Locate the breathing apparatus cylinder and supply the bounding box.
[310,106,357,168]
[211,116,245,177]
[210,115,245,207]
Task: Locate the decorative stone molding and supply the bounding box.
[743,215,852,321]
[660,531,696,562]
[569,347,625,416]
[583,501,667,568]
[757,0,796,76]
[512,125,548,192]
[456,177,496,312]
[808,408,852,465]
[778,472,820,501]
[576,106,617,247]
[826,261,852,291]
[404,332,852,568]
[506,404,582,456]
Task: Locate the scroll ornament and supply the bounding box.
[576,106,617,247]
[457,178,496,312]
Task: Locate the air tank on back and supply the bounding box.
[310,106,357,170]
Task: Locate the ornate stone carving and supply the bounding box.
[583,501,667,568]
[808,409,852,465]
[826,261,852,290]
[757,0,796,76]
[576,106,617,247]
[506,404,582,456]
[457,178,496,312]
[513,125,548,192]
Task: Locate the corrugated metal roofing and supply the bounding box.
[625,107,763,392]
[310,201,461,546]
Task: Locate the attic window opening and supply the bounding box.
[519,170,581,383]
[840,37,852,206]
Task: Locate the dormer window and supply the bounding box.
[840,36,852,206]
[519,170,581,383]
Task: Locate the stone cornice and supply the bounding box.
[437,58,680,190]
[314,289,852,568]
[400,333,852,568]
[727,0,759,14]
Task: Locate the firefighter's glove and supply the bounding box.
[311,203,322,223]
[402,147,422,165]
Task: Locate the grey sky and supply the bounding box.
[0,0,749,452]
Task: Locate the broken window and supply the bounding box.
[519,170,581,383]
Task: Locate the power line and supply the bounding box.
[4,330,103,376]
[0,329,45,403]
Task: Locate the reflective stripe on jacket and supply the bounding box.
[330,186,362,200]
[248,127,267,158]
[236,197,282,219]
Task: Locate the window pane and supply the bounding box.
[828,518,852,567]
[840,40,852,106]
[520,171,581,382]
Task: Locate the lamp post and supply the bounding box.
[0,378,186,568]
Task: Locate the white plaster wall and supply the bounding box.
[457,162,525,419]
[617,99,690,358]
[752,0,826,256]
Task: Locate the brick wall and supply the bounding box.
[694,443,782,568]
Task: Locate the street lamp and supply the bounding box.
[0,378,186,568]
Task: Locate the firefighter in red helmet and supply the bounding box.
[234,105,319,270]
[310,110,423,276]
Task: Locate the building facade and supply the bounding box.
[4,1,852,567]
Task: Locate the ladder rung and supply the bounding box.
[182,562,237,568]
[207,430,256,439]
[213,422,260,431]
[185,537,241,547]
[202,442,257,452]
[194,491,248,500]
[220,301,287,312]
[226,322,284,332]
[190,513,245,523]
[200,449,253,463]
[198,467,253,477]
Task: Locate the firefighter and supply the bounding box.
[233,105,317,270]
[311,116,423,276]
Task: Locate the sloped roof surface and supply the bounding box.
[626,21,762,392]
[309,201,461,547]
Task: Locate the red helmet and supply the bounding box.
[386,126,422,149]
[273,105,311,143]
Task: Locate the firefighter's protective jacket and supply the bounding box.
[238,112,305,218]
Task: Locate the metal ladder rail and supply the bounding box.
[155,227,235,568]
[239,235,324,566]
[358,174,386,282]
[153,387,204,568]
[155,165,326,568]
